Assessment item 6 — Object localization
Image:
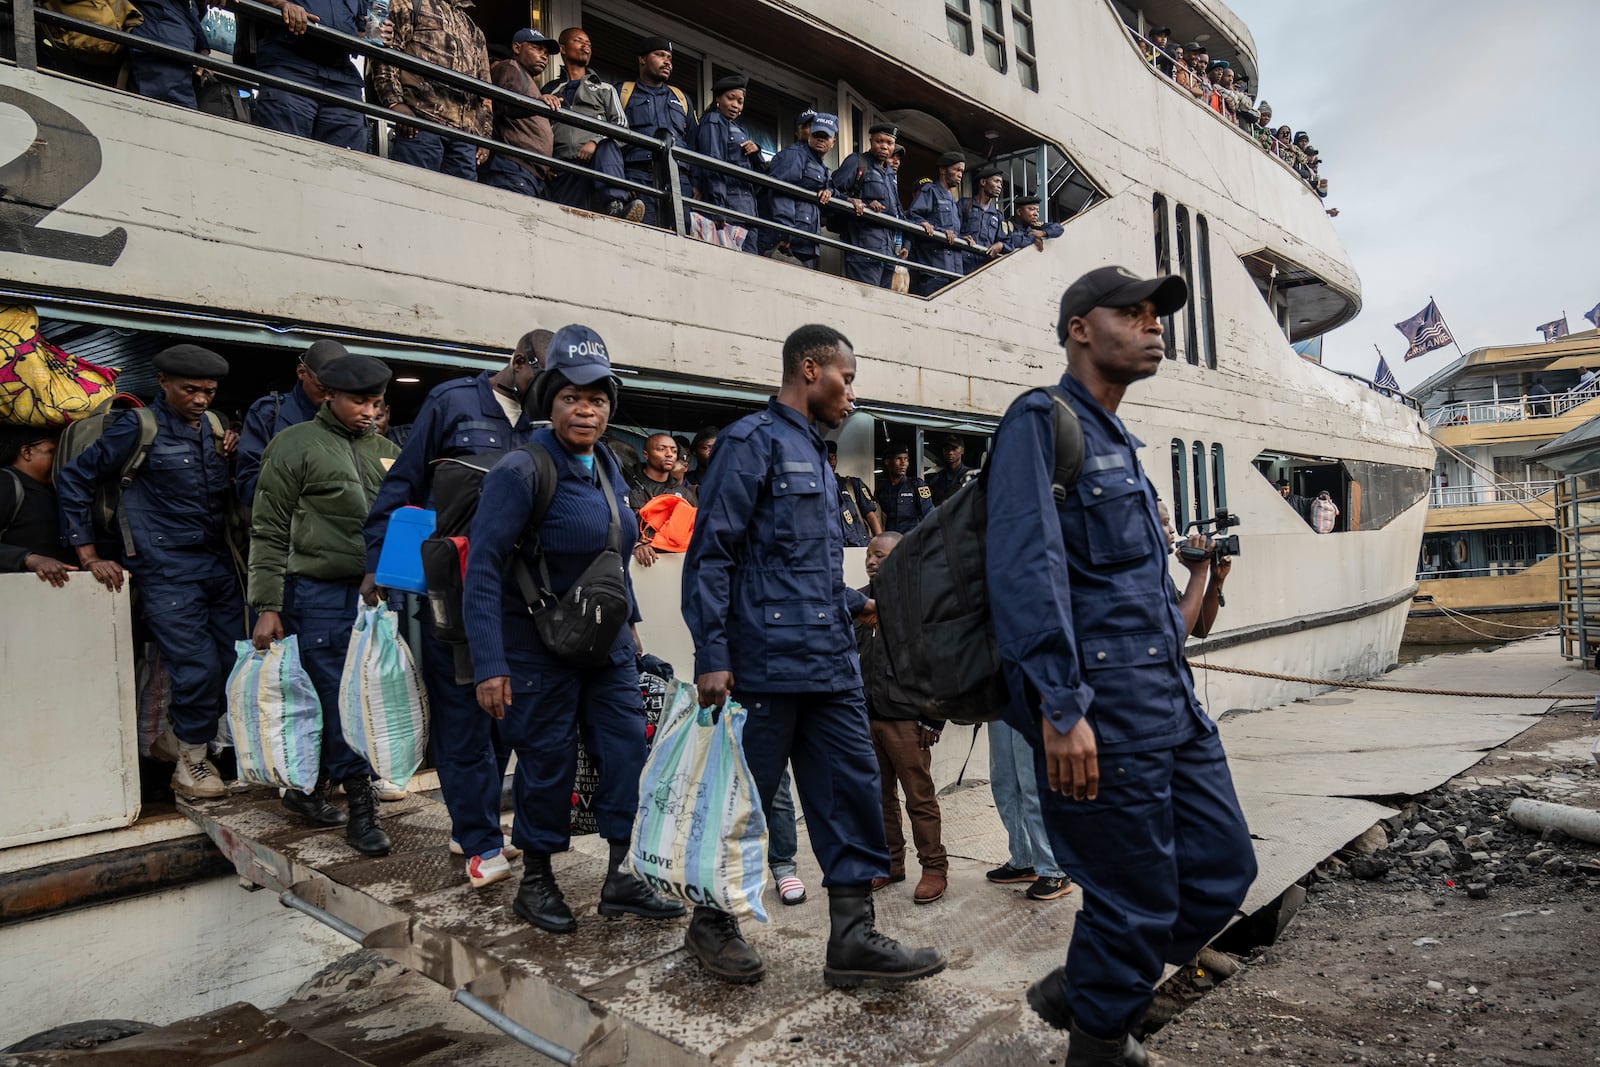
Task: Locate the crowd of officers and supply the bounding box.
[106,6,1063,289]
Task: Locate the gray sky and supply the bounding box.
[1224,1,1598,389]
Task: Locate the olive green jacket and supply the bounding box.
[248,404,399,611]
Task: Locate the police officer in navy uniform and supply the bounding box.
[681,323,944,988]
[463,325,684,933]
[874,444,932,535]
[834,123,906,287]
[907,152,973,298]
[1003,195,1064,252]
[959,164,1012,272]
[620,35,696,228]
[693,74,768,254]
[925,434,973,505]
[826,440,879,547]
[362,330,551,869]
[236,339,347,508]
[249,0,384,151]
[767,112,840,270]
[127,0,210,108]
[986,267,1256,1065]
[58,344,241,800]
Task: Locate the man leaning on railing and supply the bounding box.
[370,0,491,179]
[244,0,391,151]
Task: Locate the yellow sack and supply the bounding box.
[0,305,120,427]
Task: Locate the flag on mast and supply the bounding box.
[1536,316,1570,342]
[1374,354,1400,392]
[1585,302,1600,330]
[1395,300,1454,360]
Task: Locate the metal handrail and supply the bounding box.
[1428,481,1557,508]
[1426,388,1597,429]
[16,0,966,281]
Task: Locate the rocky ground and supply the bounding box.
[1147,701,1600,1067]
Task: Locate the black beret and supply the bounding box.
[868,122,897,137]
[636,34,672,55]
[974,164,1002,181]
[886,443,910,457]
[300,338,348,375]
[711,73,748,95]
[1014,195,1042,207]
[153,344,229,379]
[891,145,906,158]
[935,150,965,168]
[318,353,392,395]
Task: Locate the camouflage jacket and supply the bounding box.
[371,0,491,137]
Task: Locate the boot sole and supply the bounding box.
[1025,980,1073,1031]
[913,890,945,905]
[282,803,347,828]
[597,900,687,920]
[171,780,226,801]
[823,957,947,989]
[689,951,766,985]
[512,900,576,935]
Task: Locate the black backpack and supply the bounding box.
[870,385,1083,725]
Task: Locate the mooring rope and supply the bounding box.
[1188,660,1595,700]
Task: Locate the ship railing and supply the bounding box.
[1416,562,1545,581]
[1328,369,1422,413]
[1428,481,1557,508]
[8,0,966,285]
[1425,389,1597,429]
[1120,25,1320,193]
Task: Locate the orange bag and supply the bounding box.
[0,305,120,427]
[637,494,696,553]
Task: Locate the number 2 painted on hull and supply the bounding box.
[0,85,127,266]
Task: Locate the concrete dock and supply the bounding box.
[175,637,1592,1065]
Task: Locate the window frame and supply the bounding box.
[1152,193,1175,361]
[946,0,976,56]
[1170,439,1190,530]
[1175,204,1199,365]
[1012,0,1037,90]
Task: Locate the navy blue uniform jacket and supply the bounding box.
[682,399,867,692]
[986,373,1210,753]
[462,430,641,683]
[832,152,903,255]
[363,371,540,572]
[907,181,966,277]
[236,381,318,507]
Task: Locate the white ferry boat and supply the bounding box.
[0,0,1432,1046]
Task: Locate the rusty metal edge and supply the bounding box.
[0,834,233,927]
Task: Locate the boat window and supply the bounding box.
[1254,450,1428,533]
[1210,443,1228,514]
[1171,439,1190,529]
[1012,0,1038,91]
[1175,205,1199,365]
[1191,441,1209,525]
[946,0,976,55]
[978,0,1007,72]
[1195,213,1217,369]
[1152,193,1175,361]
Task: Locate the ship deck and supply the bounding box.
[174,640,1586,1066]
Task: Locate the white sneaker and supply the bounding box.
[171,742,226,800]
[467,850,512,888]
[373,778,407,802]
[450,833,521,860]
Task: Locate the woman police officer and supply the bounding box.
[462,324,683,933]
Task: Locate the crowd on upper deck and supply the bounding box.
[27,0,1066,294]
[1138,27,1331,210]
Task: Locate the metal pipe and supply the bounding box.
[1507,798,1600,846]
[451,989,577,1065]
[279,890,367,942]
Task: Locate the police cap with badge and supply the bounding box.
[536,324,621,416]
[1056,266,1188,343]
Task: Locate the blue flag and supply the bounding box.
[1537,317,1570,342]
[1395,300,1453,360]
[1374,355,1400,392]
[1585,302,1600,330]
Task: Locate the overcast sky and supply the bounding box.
[1225,0,1599,389]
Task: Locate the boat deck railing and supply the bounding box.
[1425,382,1599,428]
[1428,480,1558,508]
[9,0,972,288]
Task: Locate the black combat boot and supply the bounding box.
[598,839,686,919]
[1065,1020,1148,1067]
[1029,969,1149,1066]
[341,775,392,855]
[512,853,576,934]
[684,906,765,984]
[282,776,347,827]
[822,884,946,988]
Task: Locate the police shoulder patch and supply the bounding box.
[917,485,932,499]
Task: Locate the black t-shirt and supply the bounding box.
[627,472,695,512]
[0,469,74,572]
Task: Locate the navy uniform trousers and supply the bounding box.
[738,689,889,887]
[421,622,511,857]
[1031,727,1255,1038]
[501,652,645,853]
[139,561,243,746]
[281,575,372,782]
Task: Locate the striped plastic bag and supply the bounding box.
[629,679,768,923]
[337,604,429,789]
[225,638,323,793]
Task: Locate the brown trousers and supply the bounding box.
[870,719,948,875]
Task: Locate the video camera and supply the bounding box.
[1176,510,1241,565]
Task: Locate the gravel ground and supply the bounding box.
[1147,704,1600,1067]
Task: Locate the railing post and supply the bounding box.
[12,0,39,70]
[662,140,689,238]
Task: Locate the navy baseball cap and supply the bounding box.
[545,324,618,387]
[810,112,839,136]
[1057,266,1188,342]
[512,28,555,50]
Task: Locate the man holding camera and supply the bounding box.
[985,266,1256,1066]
